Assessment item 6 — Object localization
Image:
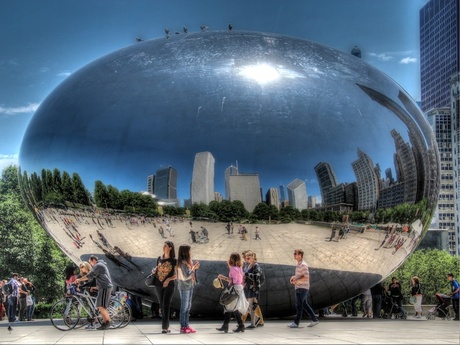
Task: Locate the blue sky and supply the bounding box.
[0,0,428,174]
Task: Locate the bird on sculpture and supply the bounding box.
[183,26,188,33]
[228,24,233,31]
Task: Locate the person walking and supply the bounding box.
[410,276,423,318]
[75,255,113,330]
[370,282,384,318]
[288,249,319,328]
[216,252,248,333]
[242,250,265,328]
[151,241,177,334]
[176,244,200,333]
[447,273,459,321]
[388,277,404,313]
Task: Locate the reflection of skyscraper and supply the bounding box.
[227,173,261,212]
[315,162,338,206]
[266,187,280,210]
[420,0,459,112]
[154,166,177,199]
[287,179,308,210]
[191,151,215,205]
[391,129,417,204]
[352,149,379,211]
[225,164,238,200]
[147,174,155,194]
[308,196,316,208]
[426,108,456,255]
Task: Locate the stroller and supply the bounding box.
[426,293,452,320]
[382,292,407,319]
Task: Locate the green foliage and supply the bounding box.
[0,165,73,307]
[383,249,460,304]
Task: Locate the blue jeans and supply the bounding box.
[8,296,18,322]
[294,288,318,324]
[179,289,193,328]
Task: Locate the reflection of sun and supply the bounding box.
[238,63,280,85]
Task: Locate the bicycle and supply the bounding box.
[50,285,129,331]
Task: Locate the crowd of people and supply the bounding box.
[0,274,35,323]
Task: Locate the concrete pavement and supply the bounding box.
[1,316,459,344]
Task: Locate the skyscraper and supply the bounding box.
[191,151,215,205]
[451,73,460,255]
[227,174,262,212]
[154,166,177,200]
[426,108,456,255]
[419,0,460,112]
[287,178,308,210]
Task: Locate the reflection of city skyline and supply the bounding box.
[144,124,432,213]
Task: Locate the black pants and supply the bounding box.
[452,298,459,320]
[155,284,175,330]
[223,310,243,326]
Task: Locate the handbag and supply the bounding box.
[145,273,157,287]
[409,295,416,305]
[219,285,239,306]
[145,256,161,287]
[26,295,33,306]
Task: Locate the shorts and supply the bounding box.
[96,287,113,309]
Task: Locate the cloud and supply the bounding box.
[57,71,72,77]
[399,57,417,64]
[368,50,418,64]
[0,102,40,116]
[368,53,394,61]
[0,154,18,172]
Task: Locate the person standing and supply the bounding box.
[410,276,423,318]
[7,273,20,323]
[75,255,113,330]
[447,273,459,321]
[216,252,248,333]
[152,241,177,334]
[242,251,265,328]
[370,282,384,318]
[18,277,31,321]
[288,249,319,328]
[25,278,36,321]
[388,277,403,313]
[176,244,200,333]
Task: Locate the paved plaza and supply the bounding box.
[1,316,458,344]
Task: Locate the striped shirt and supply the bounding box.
[294,260,310,290]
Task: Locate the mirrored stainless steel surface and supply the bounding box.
[18,31,439,317]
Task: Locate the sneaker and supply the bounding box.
[161,329,170,334]
[246,325,256,329]
[308,321,319,327]
[180,327,191,334]
[97,322,109,330]
[415,315,421,319]
[288,322,298,328]
[85,324,95,329]
[186,326,196,333]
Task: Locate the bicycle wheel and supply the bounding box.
[119,302,132,328]
[108,298,125,329]
[50,297,80,331]
[72,299,92,329]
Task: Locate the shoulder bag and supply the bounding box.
[145,256,161,287]
[219,285,239,306]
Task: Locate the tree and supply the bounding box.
[0,165,72,304]
[383,249,460,304]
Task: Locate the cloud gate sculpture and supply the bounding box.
[18,30,439,317]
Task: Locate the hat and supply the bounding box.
[213,278,223,289]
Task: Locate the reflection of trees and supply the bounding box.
[20,168,91,207]
[191,200,249,221]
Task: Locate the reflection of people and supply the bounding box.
[410,276,423,318]
[447,273,459,321]
[254,227,261,240]
[288,249,319,328]
[200,226,208,240]
[75,255,113,330]
[152,241,177,334]
[216,252,248,333]
[176,244,200,333]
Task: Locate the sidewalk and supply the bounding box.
[1,316,459,344]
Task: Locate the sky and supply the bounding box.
[0,0,428,176]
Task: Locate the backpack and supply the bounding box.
[2,281,13,296]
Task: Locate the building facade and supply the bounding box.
[287,178,308,210]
